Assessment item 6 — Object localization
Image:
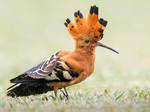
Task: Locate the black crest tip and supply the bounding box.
[100,34,104,39]
[99,18,104,24]
[103,20,108,27]
[93,5,98,15]
[74,12,78,17]
[64,22,68,27]
[66,18,71,24]
[90,6,94,14]
[98,29,104,33]
[78,12,83,18]
[77,10,80,15]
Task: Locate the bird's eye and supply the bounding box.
[84,40,89,44]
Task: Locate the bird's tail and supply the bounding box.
[7,84,53,97]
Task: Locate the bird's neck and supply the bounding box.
[74,42,96,75]
[74,40,96,55]
[74,47,96,56]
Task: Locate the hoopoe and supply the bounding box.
[7,5,118,99]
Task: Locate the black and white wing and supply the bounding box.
[10,52,79,84]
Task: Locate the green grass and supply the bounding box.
[0,0,150,112]
[1,87,150,112]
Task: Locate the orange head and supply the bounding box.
[64,5,119,54]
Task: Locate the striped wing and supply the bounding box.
[26,53,60,80]
[10,52,79,84]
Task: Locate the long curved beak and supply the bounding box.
[93,42,119,54]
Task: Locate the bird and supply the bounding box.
[7,5,119,99]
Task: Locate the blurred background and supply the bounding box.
[0,0,150,90]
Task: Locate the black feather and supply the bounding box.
[93,5,98,15]
[7,84,53,97]
[90,6,94,14]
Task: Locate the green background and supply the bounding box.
[0,0,150,111]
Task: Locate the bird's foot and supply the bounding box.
[60,87,69,100]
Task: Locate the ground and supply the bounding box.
[1,86,150,112]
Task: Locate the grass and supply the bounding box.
[1,87,150,112]
[0,0,150,112]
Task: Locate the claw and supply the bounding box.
[60,88,69,100]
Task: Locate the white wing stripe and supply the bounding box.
[63,71,73,80]
[45,71,60,80]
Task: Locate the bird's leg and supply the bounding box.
[54,86,58,99]
[50,86,58,100]
[60,87,69,99]
[64,87,69,98]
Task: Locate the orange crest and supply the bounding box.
[64,5,108,42]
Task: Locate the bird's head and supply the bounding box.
[64,5,119,54]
